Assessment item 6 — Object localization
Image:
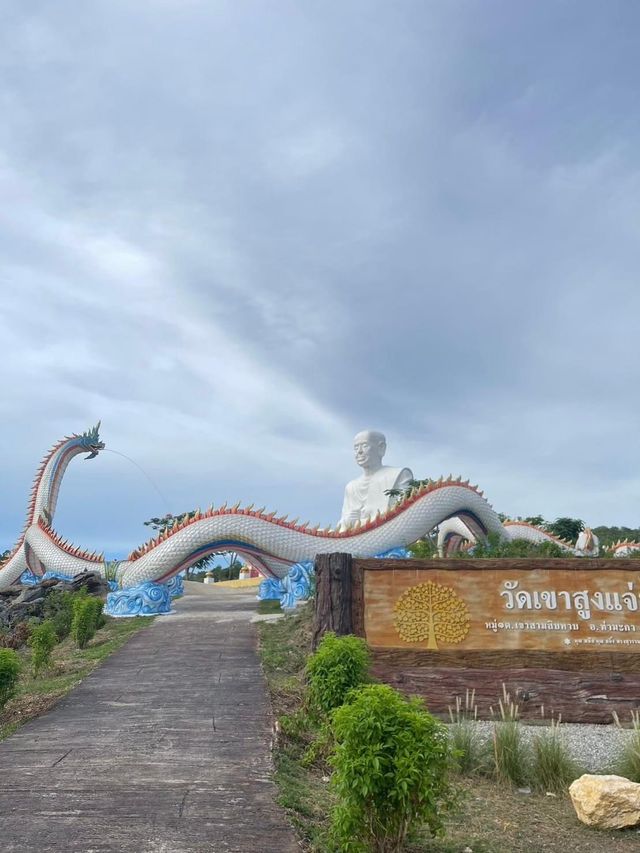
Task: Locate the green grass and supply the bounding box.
[0,721,19,741]
[275,749,333,850]
[20,670,85,696]
[530,721,582,793]
[258,603,311,704]
[78,617,153,661]
[256,599,282,615]
[613,711,640,782]
[258,603,332,849]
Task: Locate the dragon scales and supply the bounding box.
[2,424,631,593]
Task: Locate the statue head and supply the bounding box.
[79,421,105,459]
[353,430,386,472]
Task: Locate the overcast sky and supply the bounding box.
[2,1,640,557]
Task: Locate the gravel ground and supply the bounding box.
[453,721,635,773]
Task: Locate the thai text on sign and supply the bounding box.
[363,566,640,652]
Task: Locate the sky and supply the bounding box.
[2,1,640,557]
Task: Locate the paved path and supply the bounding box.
[0,584,298,852]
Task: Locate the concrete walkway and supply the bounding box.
[0,584,298,852]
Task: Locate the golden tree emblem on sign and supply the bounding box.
[394,580,470,649]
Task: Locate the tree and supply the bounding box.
[385,478,437,503]
[394,580,470,649]
[545,517,584,543]
[593,525,640,547]
[0,549,9,564]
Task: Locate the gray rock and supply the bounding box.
[71,572,110,595]
[14,586,47,605]
[4,599,45,625]
[0,586,23,601]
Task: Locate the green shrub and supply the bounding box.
[306,632,370,717]
[43,590,75,640]
[466,532,567,559]
[87,596,106,629]
[330,684,454,852]
[71,597,97,649]
[28,620,58,677]
[530,719,581,793]
[0,648,21,708]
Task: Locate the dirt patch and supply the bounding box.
[409,776,640,852]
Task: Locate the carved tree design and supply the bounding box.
[394,580,470,649]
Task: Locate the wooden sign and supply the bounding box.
[364,564,640,653]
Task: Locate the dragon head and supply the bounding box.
[80,421,105,459]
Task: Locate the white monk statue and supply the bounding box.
[338,430,413,530]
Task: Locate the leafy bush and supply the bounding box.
[0,648,21,708]
[467,532,566,559]
[87,596,106,629]
[71,597,98,649]
[28,620,58,677]
[530,719,580,793]
[306,632,370,717]
[43,590,75,640]
[330,684,454,852]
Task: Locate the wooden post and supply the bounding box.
[312,553,353,648]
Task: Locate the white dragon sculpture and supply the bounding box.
[1,424,635,595]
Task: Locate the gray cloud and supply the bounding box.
[2,1,640,556]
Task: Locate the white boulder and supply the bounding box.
[569,774,640,829]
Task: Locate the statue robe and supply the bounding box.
[339,466,413,529]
